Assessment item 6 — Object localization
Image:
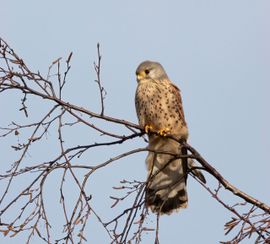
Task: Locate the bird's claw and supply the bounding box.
[144,125,153,133]
[158,128,170,136]
[144,125,170,136]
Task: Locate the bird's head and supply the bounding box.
[136,60,168,82]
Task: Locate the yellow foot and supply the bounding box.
[144,125,153,133]
[158,128,170,136]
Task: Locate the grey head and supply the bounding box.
[136,60,169,82]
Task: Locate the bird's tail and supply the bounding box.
[145,136,206,215]
[145,137,188,215]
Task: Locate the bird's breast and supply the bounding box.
[135,81,188,139]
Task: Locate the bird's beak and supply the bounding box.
[136,72,144,81]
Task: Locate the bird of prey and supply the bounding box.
[135,60,205,215]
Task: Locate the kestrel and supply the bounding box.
[135,61,205,215]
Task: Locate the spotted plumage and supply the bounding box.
[135,60,205,215]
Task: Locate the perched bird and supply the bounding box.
[135,61,205,215]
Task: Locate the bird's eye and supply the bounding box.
[145,69,150,75]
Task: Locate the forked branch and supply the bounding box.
[0,37,269,243]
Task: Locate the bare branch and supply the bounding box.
[0,37,269,243]
[93,43,106,116]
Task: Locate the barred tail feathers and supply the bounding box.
[145,137,188,215]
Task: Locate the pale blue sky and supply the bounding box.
[1,0,270,243]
